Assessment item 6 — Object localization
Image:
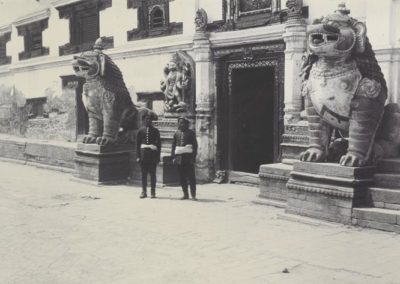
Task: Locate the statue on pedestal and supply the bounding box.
[160,53,192,113]
[300,3,400,167]
[72,37,154,145]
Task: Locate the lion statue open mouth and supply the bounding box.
[72,38,155,146]
[300,4,400,167]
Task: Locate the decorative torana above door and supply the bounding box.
[207,0,307,31]
[238,0,272,15]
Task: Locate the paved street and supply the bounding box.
[1,161,400,284]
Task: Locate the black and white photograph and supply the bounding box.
[0,0,400,283]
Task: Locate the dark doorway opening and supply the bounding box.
[230,67,275,173]
[60,75,88,140]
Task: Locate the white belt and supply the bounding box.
[141,144,158,151]
[175,144,193,155]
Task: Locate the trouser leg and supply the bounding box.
[140,163,148,196]
[149,163,157,197]
[178,165,189,197]
[187,164,197,198]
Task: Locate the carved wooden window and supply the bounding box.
[150,6,165,28]
[17,19,49,61]
[127,0,182,41]
[0,32,11,66]
[57,0,113,56]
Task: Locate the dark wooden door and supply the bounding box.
[230,67,275,173]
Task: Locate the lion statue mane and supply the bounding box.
[300,4,400,167]
[72,38,155,145]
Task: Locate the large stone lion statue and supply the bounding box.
[300,5,400,167]
[72,38,155,145]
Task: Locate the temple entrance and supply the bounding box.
[230,67,274,173]
[214,43,285,184]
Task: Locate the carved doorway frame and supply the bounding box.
[213,41,285,175]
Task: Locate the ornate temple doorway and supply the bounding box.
[231,67,275,173]
[214,42,285,183]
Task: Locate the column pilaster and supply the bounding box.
[282,0,307,123]
[193,30,215,182]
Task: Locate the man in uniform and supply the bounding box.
[136,113,161,198]
[171,117,198,200]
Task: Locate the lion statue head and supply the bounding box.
[71,38,155,145]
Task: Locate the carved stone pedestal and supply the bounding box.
[152,118,181,186]
[74,143,134,185]
[286,162,375,224]
[259,163,292,201]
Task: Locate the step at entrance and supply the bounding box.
[367,187,400,210]
[352,208,400,233]
[374,173,400,189]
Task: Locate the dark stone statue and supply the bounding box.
[72,38,153,145]
[300,3,400,167]
[160,53,191,113]
[195,8,208,32]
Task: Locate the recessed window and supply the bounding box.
[127,0,182,41]
[0,32,11,65]
[150,7,165,28]
[57,0,113,56]
[17,19,49,60]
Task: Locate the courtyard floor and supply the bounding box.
[1,160,400,284]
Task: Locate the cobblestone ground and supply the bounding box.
[1,161,400,284]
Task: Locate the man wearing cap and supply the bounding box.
[136,113,161,198]
[171,117,198,200]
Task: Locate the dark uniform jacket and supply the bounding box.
[171,129,198,165]
[136,126,161,164]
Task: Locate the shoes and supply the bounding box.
[140,192,147,199]
[150,194,156,199]
[180,195,189,200]
[191,196,197,201]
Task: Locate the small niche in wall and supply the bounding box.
[26,97,48,119]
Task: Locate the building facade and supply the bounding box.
[0,0,399,183]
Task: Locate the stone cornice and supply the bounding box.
[209,24,285,48]
[0,65,11,77]
[0,25,11,36]
[13,9,50,27]
[1,35,194,74]
[107,35,193,60]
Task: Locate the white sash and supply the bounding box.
[141,144,158,151]
[175,144,193,155]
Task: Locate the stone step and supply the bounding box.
[282,134,309,145]
[374,173,400,189]
[281,143,307,160]
[285,123,309,136]
[367,187,400,210]
[352,207,400,233]
[377,158,400,174]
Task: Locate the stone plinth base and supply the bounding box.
[258,163,292,201]
[157,156,180,186]
[286,162,375,224]
[74,143,134,185]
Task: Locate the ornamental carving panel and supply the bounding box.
[239,0,272,13]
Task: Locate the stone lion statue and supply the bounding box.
[72,38,155,145]
[300,4,400,167]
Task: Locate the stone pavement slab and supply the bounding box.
[0,161,400,284]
